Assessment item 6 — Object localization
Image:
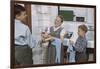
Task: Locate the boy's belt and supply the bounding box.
[15,44,28,47]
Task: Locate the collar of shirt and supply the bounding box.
[15,19,22,24]
[79,36,86,39]
[53,26,62,31]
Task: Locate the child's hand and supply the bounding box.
[69,39,74,45]
[41,38,49,43]
[44,36,54,41]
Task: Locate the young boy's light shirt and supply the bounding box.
[15,19,36,48]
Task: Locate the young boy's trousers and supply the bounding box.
[15,45,33,65]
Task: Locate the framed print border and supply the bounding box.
[11,0,96,68]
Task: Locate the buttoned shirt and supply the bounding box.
[15,19,36,48]
[75,36,87,52]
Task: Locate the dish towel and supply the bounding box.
[63,38,75,62]
[51,38,62,63]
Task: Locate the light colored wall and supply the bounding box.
[31,5,58,41]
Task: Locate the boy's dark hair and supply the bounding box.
[78,24,88,33]
[14,4,26,18]
[57,15,64,23]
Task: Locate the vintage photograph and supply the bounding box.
[11,0,96,68]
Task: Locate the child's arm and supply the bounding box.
[69,39,75,45]
[43,35,54,42]
[60,32,67,43]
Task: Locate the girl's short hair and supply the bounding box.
[78,24,88,33]
[14,4,26,17]
[57,15,64,23]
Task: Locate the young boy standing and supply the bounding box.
[74,24,88,63]
[14,4,36,65]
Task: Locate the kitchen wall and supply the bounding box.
[31,5,58,41]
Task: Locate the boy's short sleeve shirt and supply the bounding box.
[75,36,87,52]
